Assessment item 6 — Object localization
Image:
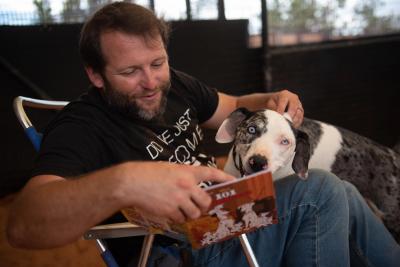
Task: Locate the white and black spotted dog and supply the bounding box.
[216,107,400,242]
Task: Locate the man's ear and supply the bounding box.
[85,67,104,88]
[292,130,311,179]
[215,107,252,143]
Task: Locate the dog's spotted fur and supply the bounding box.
[229,108,270,175]
[216,108,400,242]
[300,119,322,154]
[234,110,269,144]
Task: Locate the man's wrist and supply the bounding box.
[107,162,139,208]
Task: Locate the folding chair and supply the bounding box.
[13,96,156,267]
[13,96,261,267]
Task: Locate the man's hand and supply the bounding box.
[6,161,232,249]
[203,90,304,130]
[265,89,304,128]
[121,162,234,224]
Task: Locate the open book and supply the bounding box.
[122,170,278,249]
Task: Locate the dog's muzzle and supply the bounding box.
[248,154,268,173]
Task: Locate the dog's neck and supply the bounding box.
[271,160,295,180]
[232,144,247,177]
[272,152,296,179]
[223,149,243,178]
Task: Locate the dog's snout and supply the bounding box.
[248,155,268,172]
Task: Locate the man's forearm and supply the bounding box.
[6,163,130,249]
[6,161,234,249]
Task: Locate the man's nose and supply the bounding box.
[141,68,157,89]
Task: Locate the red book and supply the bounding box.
[122,170,278,249]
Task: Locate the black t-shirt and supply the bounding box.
[31,69,219,266]
[33,69,218,177]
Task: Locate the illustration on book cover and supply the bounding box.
[200,200,276,247]
[122,170,278,249]
[181,170,278,248]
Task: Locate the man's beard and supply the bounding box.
[101,79,171,121]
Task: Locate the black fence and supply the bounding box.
[1,21,399,198]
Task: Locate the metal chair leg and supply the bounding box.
[138,234,155,267]
[238,234,260,267]
[96,239,119,267]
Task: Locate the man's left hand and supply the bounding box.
[265,89,304,128]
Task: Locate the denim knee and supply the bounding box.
[299,168,348,209]
[274,169,349,225]
[306,168,342,186]
[308,169,350,221]
[307,168,344,187]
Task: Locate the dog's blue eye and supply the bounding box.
[281,139,290,145]
[247,126,256,134]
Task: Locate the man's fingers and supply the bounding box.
[274,90,303,121]
[169,191,210,222]
[179,198,203,220]
[190,189,212,213]
[284,97,301,119]
[193,166,235,184]
[292,106,304,128]
[276,97,289,114]
[286,105,296,120]
[169,208,187,224]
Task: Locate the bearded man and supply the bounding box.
[7,2,400,267]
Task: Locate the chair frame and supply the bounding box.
[13,96,260,267]
[13,96,156,267]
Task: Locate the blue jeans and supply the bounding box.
[191,169,400,267]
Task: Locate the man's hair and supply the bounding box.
[79,2,170,73]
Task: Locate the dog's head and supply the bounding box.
[216,108,310,178]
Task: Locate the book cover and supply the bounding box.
[121,170,278,249]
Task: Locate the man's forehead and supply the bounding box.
[100,30,166,68]
[100,30,164,51]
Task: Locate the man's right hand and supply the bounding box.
[119,162,234,224]
[6,161,233,249]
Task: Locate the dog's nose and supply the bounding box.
[248,155,268,172]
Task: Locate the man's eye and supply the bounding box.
[152,61,164,68]
[120,68,137,75]
[281,138,290,145]
[247,126,256,134]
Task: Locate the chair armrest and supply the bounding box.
[84,222,149,240]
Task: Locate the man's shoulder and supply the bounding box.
[64,87,109,117]
[44,87,111,133]
[169,68,209,97]
[170,68,198,85]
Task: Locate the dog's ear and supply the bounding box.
[283,112,293,122]
[292,130,311,179]
[216,108,251,143]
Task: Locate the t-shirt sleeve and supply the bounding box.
[196,85,219,124]
[172,70,219,124]
[31,122,103,178]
